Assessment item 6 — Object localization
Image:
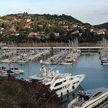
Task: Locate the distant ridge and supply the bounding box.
[3,13,83,24]
[95,23,108,31]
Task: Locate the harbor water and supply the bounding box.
[1,53,108,107]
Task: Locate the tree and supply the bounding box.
[49,33,55,41]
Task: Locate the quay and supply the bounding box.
[1,46,102,52]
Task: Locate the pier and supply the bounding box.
[0,46,101,64]
[1,46,102,52]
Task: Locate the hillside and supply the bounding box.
[95,23,108,31]
[0,78,60,108]
[0,13,107,43]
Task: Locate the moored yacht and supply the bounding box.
[102,60,108,65]
[101,56,108,65]
[29,65,47,81]
[60,53,75,65]
[100,38,108,66]
[0,66,24,77]
[0,70,14,77]
[68,87,108,108]
[9,68,24,74]
[29,64,85,97]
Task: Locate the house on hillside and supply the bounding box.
[0,19,3,21]
[63,25,69,29]
[15,33,20,36]
[54,33,60,37]
[71,30,79,35]
[28,32,46,40]
[90,29,94,32]
[26,19,31,23]
[69,24,79,31]
[0,31,2,34]
[14,18,18,21]
[28,32,38,37]
[58,21,63,24]
[9,26,17,33]
[78,25,85,29]
[71,24,78,28]
[48,24,52,27]
[0,27,4,31]
[24,22,33,29]
[38,25,43,28]
[45,34,50,39]
[94,29,106,35]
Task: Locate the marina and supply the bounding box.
[0,49,50,64]
[0,51,108,107]
[0,38,107,108]
[0,0,108,107]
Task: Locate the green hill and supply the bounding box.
[0,13,107,43]
[95,23,108,31]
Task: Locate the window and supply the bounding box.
[93,92,102,97]
[54,87,62,91]
[70,78,73,80]
[73,81,79,84]
[47,84,50,87]
[54,82,62,87]
[72,85,75,89]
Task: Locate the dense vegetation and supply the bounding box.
[0,78,60,108]
[0,13,107,43]
[95,23,108,31]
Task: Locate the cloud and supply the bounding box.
[0,0,108,24]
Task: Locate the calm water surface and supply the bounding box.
[1,53,108,107]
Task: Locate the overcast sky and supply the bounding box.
[0,0,108,25]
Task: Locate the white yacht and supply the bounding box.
[60,53,75,65]
[0,66,24,77]
[9,68,24,74]
[29,65,47,81]
[1,59,12,63]
[29,65,85,97]
[102,60,108,65]
[41,51,67,65]
[17,58,28,64]
[0,67,8,77]
[100,56,108,65]
[68,87,108,108]
[0,70,14,77]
